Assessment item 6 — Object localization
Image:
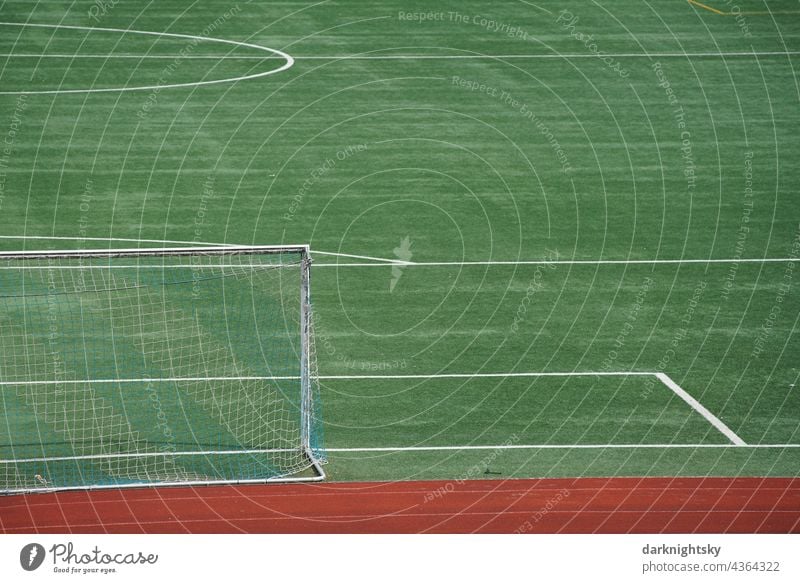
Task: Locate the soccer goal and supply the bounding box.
[0,246,326,493]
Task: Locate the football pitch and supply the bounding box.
[0,0,799,487]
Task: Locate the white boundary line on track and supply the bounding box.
[656,373,746,446]
[0,22,294,95]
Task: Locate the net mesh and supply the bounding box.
[0,249,324,492]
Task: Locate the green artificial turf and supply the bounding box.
[0,0,798,485]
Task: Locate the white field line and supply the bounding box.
[0,265,288,269]
[0,448,298,465]
[0,54,285,59]
[0,265,286,269]
[6,259,799,269]
[0,372,647,386]
[317,372,652,379]
[2,242,795,267]
[326,372,752,448]
[0,448,296,465]
[0,244,305,256]
[292,51,800,59]
[2,51,798,60]
[656,373,747,446]
[0,22,293,95]
[328,443,800,453]
[0,377,301,386]
[312,257,800,267]
[0,372,753,452]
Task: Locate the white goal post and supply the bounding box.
[0,245,326,493]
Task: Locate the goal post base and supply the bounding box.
[0,448,326,496]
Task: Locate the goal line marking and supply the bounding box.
[4,443,798,465]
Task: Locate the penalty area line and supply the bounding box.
[656,373,746,446]
[0,372,653,386]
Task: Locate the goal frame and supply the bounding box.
[0,245,326,494]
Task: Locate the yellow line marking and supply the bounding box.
[687,0,800,16]
[687,0,727,15]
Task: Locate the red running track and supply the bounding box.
[1,477,798,534]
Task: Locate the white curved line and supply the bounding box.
[0,21,293,94]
